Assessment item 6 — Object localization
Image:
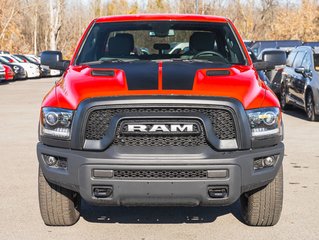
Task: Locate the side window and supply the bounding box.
[301,53,311,71]
[292,52,306,68]
[76,25,101,64]
[286,51,297,67]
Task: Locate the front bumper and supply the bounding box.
[0,73,5,81]
[14,70,27,80]
[26,68,40,78]
[37,142,284,207]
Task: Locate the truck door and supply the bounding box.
[296,52,312,106]
[282,51,297,96]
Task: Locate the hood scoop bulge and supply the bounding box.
[206,69,230,76]
[91,70,115,77]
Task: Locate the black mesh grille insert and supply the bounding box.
[114,169,208,179]
[85,107,237,146]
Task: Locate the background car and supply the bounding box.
[10,55,41,78]
[0,56,27,80]
[0,50,10,54]
[3,64,15,81]
[0,63,5,82]
[280,46,319,121]
[244,40,253,48]
[250,40,302,57]
[303,42,319,47]
[0,54,40,78]
[14,54,50,77]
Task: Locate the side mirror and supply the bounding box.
[262,52,286,66]
[295,67,305,74]
[41,51,70,71]
[253,61,275,71]
[259,51,287,67]
[295,67,312,78]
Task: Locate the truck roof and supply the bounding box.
[95,14,228,23]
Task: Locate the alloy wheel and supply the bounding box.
[306,94,315,121]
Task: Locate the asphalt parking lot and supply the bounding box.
[1,78,319,240]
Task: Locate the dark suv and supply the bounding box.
[280,46,319,121]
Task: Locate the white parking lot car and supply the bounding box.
[26,54,61,77]
[0,54,40,78]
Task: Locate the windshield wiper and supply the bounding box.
[167,58,229,65]
[80,58,129,66]
[81,59,123,65]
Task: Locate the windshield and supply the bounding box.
[12,56,25,63]
[2,55,21,63]
[76,21,247,66]
[26,56,39,63]
[0,56,10,63]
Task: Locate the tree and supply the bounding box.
[91,0,102,18]
[0,0,319,56]
[49,0,64,50]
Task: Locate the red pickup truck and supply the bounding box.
[38,14,284,226]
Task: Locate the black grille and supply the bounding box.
[85,107,236,146]
[114,169,208,179]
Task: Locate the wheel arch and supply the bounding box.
[305,86,319,119]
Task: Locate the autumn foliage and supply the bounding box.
[0,0,318,59]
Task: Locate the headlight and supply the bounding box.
[40,108,73,139]
[246,107,281,137]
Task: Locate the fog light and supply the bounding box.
[254,158,264,170]
[42,154,67,169]
[43,155,57,166]
[254,155,279,170]
[264,156,275,167]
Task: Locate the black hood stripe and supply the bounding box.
[90,62,158,90]
[162,62,231,90]
[90,61,231,91]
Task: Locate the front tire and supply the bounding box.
[306,92,319,121]
[38,167,81,226]
[240,166,283,226]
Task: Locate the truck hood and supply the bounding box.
[43,61,277,110]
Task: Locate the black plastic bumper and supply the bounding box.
[14,72,27,80]
[37,142,284,207]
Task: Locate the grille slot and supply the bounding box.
[114,169,208,179]
[85,106,237,147]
